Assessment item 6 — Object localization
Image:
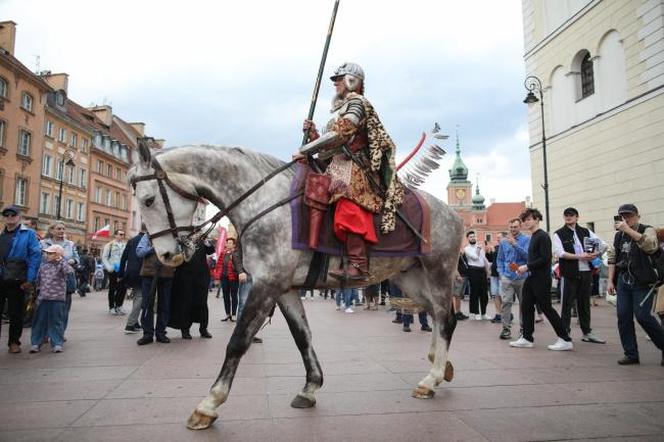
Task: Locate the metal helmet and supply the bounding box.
[330,62,365,81]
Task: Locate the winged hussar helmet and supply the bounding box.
[330,62,365,92]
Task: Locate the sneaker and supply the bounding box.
[510,337,534,348]
[617,356,640,365]
[114,307,126,316]
[109,308,117,315]
[124,326,139,334]
[336,306,341,311]
[499,327,511,340]
[392,318,403,324]
[52,345,64,353]
[29,345,40,353]
[420,325,432,332]
[547,338,573,351]
[344,307,354,314]
[156,335,171,343]
[137,336,153,346]
[581,333,606,344]
[474,314,483,321]
[402,325,411,332]
[200,330,213,339]
[455,312,469,321]
[490,314,502,323]
[481,314,491,320]
[8,343,21,353]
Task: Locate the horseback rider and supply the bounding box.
[295,62,404,281]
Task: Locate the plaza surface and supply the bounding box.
[1,290,663,442]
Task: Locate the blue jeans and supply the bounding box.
[616,278,664,360]
[401,311,429,327]
[31,300,67,347]
[236,279,253,321]
[343,288,358,307]
[140,277,173,338]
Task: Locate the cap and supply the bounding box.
[618,203,638,215]
[44,244,64,255]
[1,205,21,216]
[563,207,579,216]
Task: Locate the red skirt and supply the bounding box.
[333,198,378,243]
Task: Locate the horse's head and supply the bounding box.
[128,140,202,267]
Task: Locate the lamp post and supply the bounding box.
[56,151,76,220]
[523,75,550,232]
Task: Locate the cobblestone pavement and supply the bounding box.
[1,290,663,441]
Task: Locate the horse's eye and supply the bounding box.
[144,197,155,207]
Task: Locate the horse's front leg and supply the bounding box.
[187,289,276,430]
[277,291,323,408]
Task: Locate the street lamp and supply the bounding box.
[56,151,76,220]
[523,75,550,232]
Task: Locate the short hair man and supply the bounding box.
[496,218,530,340]
[463,231,491,320]
[553,207,607,344]
[607,204,664,366]
[0,205,42,353]
[510,208,573,350]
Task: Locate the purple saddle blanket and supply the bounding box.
[290,164,431,257]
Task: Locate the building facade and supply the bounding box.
[522,0,664,239]
[0,21,52,220]
[446,136,527,245]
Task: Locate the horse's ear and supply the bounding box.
[136,137,152,165]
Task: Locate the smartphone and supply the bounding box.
[613,215,622,222]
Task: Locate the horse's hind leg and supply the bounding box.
[187,288,276,430]
[277,291,323,408]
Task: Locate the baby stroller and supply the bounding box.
[93,263,105,291]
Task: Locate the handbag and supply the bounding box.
[653,285,664,315]
[1,259,27,282]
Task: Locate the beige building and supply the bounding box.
[522,0,664,239]
[0,21,52,220]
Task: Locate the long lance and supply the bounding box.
[302,0,340,172]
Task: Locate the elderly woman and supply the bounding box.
[41,222,79,332]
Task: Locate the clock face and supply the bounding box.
[455,189,466,199]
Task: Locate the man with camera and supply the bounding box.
[0,205,42,353]
[608,204,664,366]
[553,207,607,344]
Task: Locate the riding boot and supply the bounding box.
[329,233,370,281]
[307,208,325,250]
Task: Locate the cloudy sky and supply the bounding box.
[4,0,532,204]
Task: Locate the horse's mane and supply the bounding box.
[155,145,294,178]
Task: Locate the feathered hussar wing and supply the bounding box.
[398,122,448,189]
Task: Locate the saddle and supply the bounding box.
[290,164,431,257]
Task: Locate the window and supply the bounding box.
[0,77,7,98]
[45,120,54,138]
[18,130,31,156]
[21,92,33,112]
[106,189,112,206]
[131,210,137,229]
[40,192,50,214]
[67,165,76,185]
[94,133,102,147]
[70,132,78,147]
[42,154,53,176]
[96,160,103,173]
[81,138,89,153]
[76,202,86,222]
[580,53,595,98]
[116,167,121,180]
[0,120,5,149]
[94,216,100,231]
[121,194,127,210]
[55,159,64,181]
[95,186,102,203]
[65,199,74,219]
[15,177,28,206]
[79,169,87,188]
[113,220,118,232]
[53,195,61,216]
[104,218,110,228]
[115,192,120,208]
[486,233,492,242]
[106,164,112,177]
[58,127,67,143]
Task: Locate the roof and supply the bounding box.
[0,48,52,92]
[486,202,526,225]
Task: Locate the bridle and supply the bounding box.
[129,154,301,250]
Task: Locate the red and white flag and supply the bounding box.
[92,225,111,239]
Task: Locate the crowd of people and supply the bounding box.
[1,202,662,367]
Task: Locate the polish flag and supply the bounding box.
[92,225,111,239]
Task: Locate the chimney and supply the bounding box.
[155,139,166,148]
[0,21,17,55]
[41,72,69,95]
[129,122,145,136]
[89,105,113,127]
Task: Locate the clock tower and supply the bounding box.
[447,134,472,207]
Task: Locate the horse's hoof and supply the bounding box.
[291,393,316,408]
[412,385,435,399]
[186,410,218,430]
[443,360,454,382]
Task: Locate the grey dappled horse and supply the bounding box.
[128,143,463,430]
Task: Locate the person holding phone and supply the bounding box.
[607,204,663,366]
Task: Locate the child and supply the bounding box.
[30,244,74,353]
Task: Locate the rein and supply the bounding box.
[130,155,299,246]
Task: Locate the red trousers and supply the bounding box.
[333,198,378,243]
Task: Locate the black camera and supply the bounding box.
[613,215,622,222]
